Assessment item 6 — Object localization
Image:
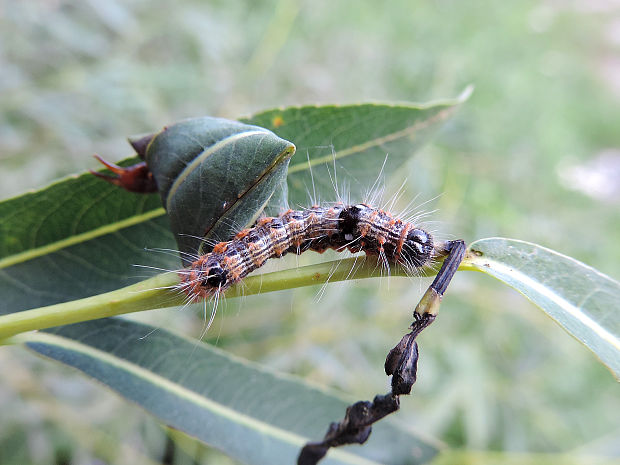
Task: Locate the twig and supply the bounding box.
[298,313,435,465]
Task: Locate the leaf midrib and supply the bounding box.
[0,208,165,269]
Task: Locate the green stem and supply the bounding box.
[0,255,479,342]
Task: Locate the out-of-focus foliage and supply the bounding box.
[1,1,619,464]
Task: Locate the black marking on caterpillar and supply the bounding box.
[179,202,435,301]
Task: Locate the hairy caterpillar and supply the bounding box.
[180,202,436,301]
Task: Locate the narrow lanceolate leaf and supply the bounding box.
[19,319,438,465]
[466,238,620,378]
[0,94,469,314]
[243,87,472,207]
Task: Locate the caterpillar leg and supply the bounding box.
[90,155,158,193]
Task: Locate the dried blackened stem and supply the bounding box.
[298,312,436,465]
[431,239,466,296]
[298,240,466,465]
[298,394,401,465]
[385,313,435,395]
[390,240,465,396]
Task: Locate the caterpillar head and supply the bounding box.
[401,228,433,268]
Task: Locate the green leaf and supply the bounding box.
[0,93,469,314]
[466,238,620,378]
[18,318,438,465]
[243,88,473,207]
[0,97,469,465]
[0,161,165,268]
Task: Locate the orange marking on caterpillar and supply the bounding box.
[396,223,413,260]
[212,242,228,254]
[235,229,251,240]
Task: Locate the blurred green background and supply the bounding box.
[1,1,619,464]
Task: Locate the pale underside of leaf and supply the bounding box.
[466,238,620,379]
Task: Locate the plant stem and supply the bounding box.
[0,255,478,342]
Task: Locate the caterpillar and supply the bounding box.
[179,202,436,300]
